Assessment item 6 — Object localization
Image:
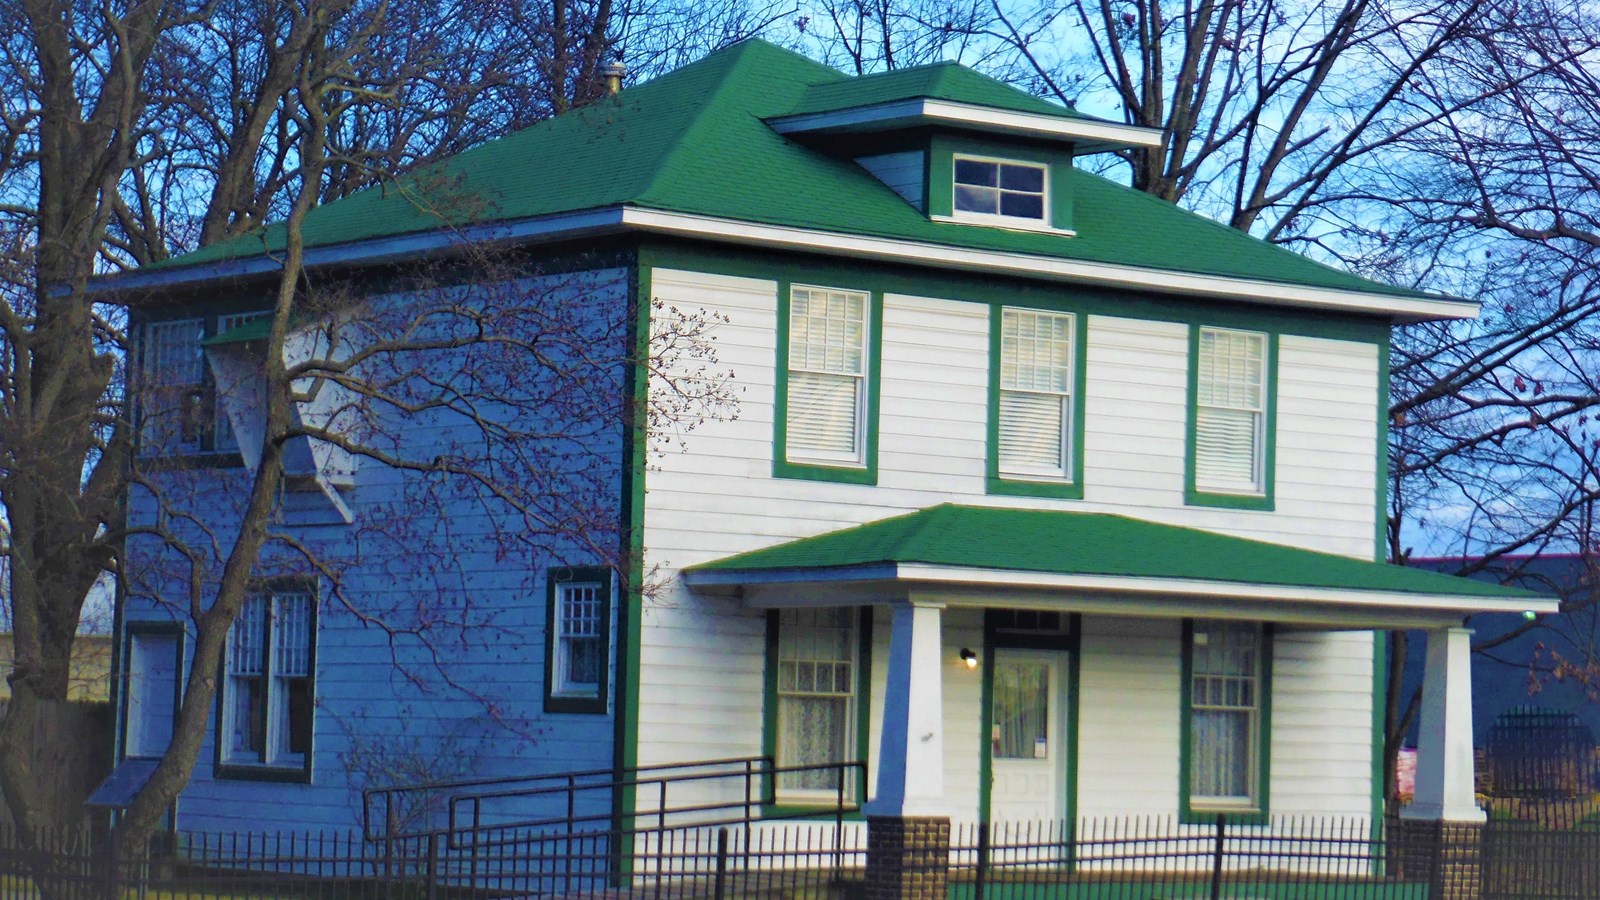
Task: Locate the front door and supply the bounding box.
[988,650,1067,823]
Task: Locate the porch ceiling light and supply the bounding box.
[960,648,979,670]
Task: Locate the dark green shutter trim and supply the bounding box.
[986,304,1087,500]
[1376,334,1392,561]
[772,281,882,485]
[612,253,651,875]
[1184,325,1278,512]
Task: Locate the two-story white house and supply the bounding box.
[105,38,1550,852]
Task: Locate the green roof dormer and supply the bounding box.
[767,62,1161,154]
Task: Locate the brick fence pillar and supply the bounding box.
[1391,817,1483,900]
[1435,822,1483,900]
[865,816,950,900]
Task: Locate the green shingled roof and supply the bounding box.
[686,504,1542,600]
[783,61,1098,121]
[148,40,1432,302]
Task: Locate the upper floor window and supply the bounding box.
[221,586,315,778]
[988,307,1084,499]
[1184,620,1270,819]
[544,567,612,714]
[1188,326,1275,508]
[140,318,208,454]
[954,157,1047,224]
[776,285,879,483]
[138,312,270,457]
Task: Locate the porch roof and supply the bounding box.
[681,504,1556,620]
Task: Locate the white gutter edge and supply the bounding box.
[681,561,1557,615]
[767,98,1165,150]
[619,208,1476,321]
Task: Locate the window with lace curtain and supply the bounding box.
[1184,620,1270,817]
[773,608,860,800]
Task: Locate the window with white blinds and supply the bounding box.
[786,286,869,465]
[998,308,1076,479]
[1187,621,1266,810]
[1194,327,1268,495]
[223,588,315,772]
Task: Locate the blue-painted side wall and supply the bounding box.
[118,265,633,834]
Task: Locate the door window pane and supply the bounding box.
[992,660,1050,760]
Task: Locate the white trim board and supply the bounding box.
[681,561,1556,621]
[767,99,1164,153]
[96,203,1470,323]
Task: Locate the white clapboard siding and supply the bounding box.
[855,152,925,208]
[639,268,1384,821]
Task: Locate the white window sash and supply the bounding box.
[997,308,1075,480]
[553,581,605,698]
[952,155,1049,224]
[1189,622,1262,808]
[224,591,312,768]
[1194,328,1267,494]
[786,287,870,466]
[775,609,857,801]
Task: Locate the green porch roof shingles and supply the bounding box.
[686,504,1541,600]
[150,41,1433,303]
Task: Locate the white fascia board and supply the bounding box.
[767,99,1164,152]
[681,561,1557,616]
[620,208,1476,322]
[92,208,629,296]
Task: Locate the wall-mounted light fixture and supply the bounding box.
[959,648,979,670]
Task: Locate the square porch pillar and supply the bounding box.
[865,600,949,900]
[1402,625,1484,823]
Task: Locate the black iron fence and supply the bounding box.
[1,813,1596,899]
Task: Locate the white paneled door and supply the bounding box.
[989,650,1068,823]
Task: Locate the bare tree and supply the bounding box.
[1,0,761,845]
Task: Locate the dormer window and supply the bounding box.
[953,156,1047,223]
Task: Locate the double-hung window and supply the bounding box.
[1190,326,1273,505]
[780,285,875,478]
[140,318,209,454]
[992,307,1080,493]
[544,567,612,713]
[1185,620,1269,818]
[772,608,860,800]
[222,587,315,776]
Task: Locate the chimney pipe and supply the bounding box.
[603,62,627,96]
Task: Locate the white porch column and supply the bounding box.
[1402,625,1485,822]
[865,600,947,818]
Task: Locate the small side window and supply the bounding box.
[218,585,316,780]
[954,157,1048,224]
[544,567,613,714]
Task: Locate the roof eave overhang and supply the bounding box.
[767,98,1164,154]
[96,204,1471,323]
[620,208,1475,322]
[681,561,1556,627]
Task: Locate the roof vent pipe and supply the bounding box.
[603,61,627,96]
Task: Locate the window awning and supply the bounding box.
[681,504,1556,625]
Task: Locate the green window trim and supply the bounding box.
[1185,324,1278,511]
[544,566,614,715]
[1179,619,1273,825]
[772,282,883,485]
[214,578,318,784]
[986,305,1088,500]
[760,607,873,817]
